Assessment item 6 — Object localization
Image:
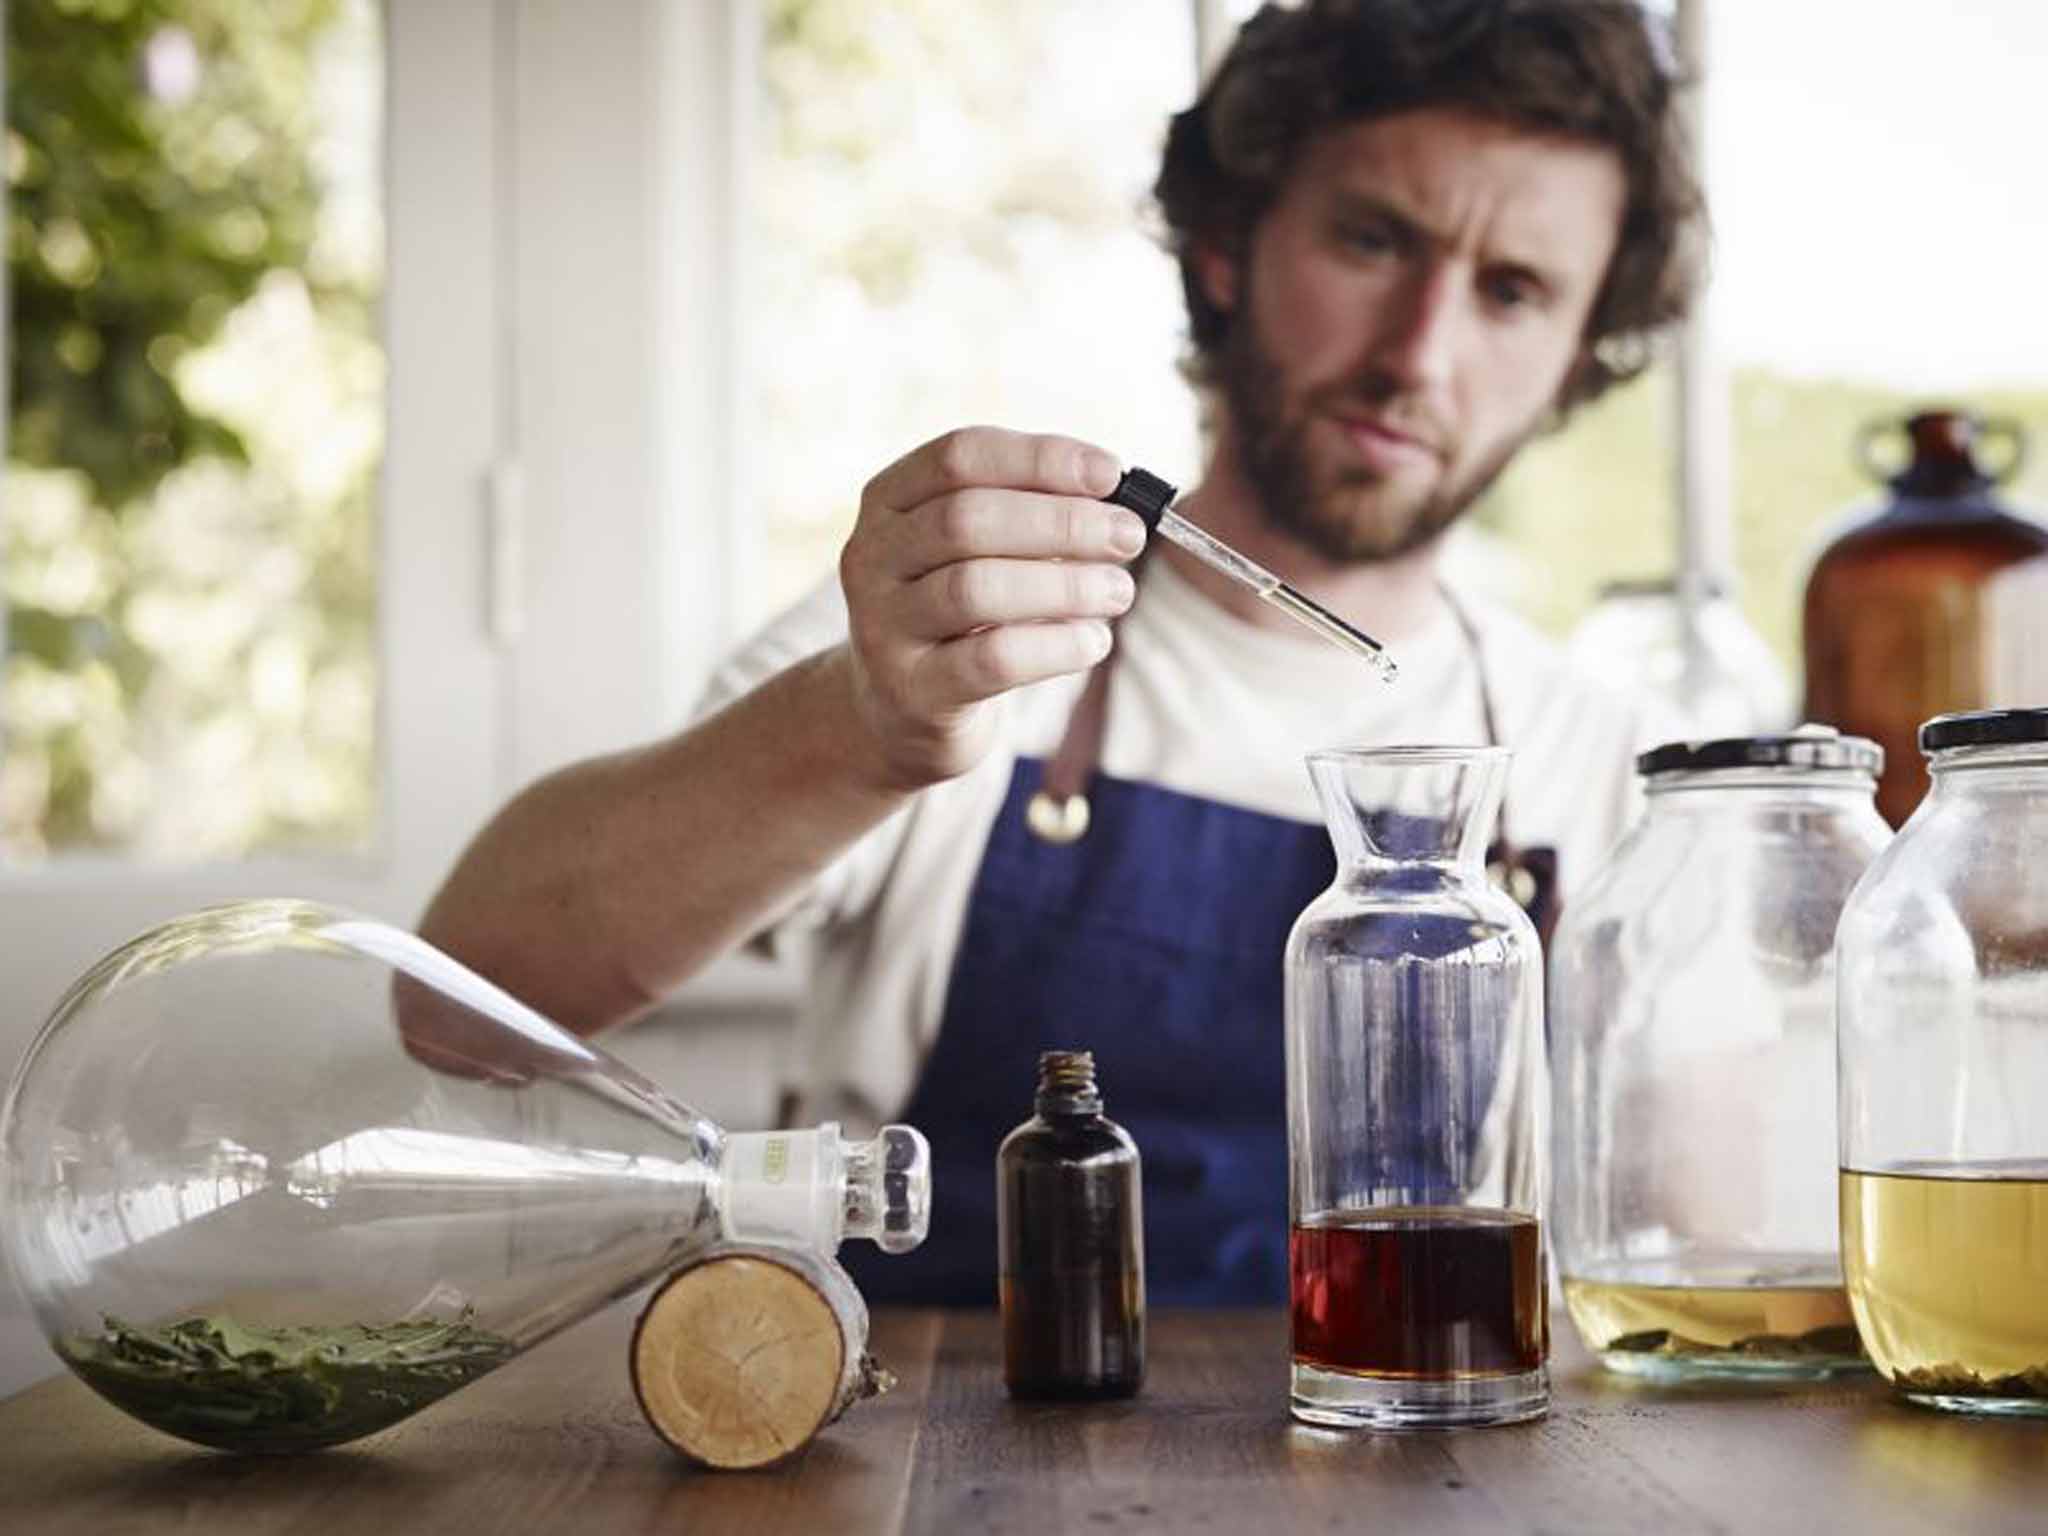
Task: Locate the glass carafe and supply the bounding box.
[1285,747,1547,1430]
[0,899,930,1451]
[1552,728,1889,1379]
[1838,708,2048,1417]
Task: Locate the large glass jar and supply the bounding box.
[1838,708,2048,1417]
[1553,727,1889,1379]
[1286,747,1548,1430]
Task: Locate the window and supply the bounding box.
[4,0,382,861]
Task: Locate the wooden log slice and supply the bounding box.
[630,1247,875,1471]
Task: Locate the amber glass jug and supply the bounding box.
[1802,408,2048,826]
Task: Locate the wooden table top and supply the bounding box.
[1,1304,2042,1535]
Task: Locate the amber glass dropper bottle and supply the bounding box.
[998,1050,1145,1399]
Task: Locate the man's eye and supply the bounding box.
[1484,273,1541,312]
[1337,222,1395,254]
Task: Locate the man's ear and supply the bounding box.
[1193,239,1240,314]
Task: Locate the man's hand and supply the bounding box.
[839,426,1148,790]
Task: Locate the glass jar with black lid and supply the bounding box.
[1553,726,1890,1379]
[1838,707,2048,1416]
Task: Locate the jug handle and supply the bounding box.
[1976,416,2027,484]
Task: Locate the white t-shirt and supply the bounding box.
[694,557,1669,1130]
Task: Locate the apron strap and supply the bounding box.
[1025,546,1151,844]
[1023,662,1111,843]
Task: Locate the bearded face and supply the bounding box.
[1215,300,1539,563]
[1199,110,1626,564]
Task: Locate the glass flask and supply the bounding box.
[1566,576,1792,739]
[1802,408,2048,827]
[1285,747,1548,1430]
[1551,728,1889,1380]
[0,899,931,1452]
[1837,708,2048,1417]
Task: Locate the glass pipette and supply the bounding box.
[1103,467,1398,682]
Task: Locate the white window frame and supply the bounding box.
[489,0,791,1014]
[1669,0,1735,680]
[495,0,749,788]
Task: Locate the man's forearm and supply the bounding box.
[417,645,908,1035]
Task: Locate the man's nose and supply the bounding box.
[1372,262,1463,398]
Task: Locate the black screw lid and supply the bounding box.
[1637,724,1882,777]
[1920,708,2048,753]
[1103,467,1178,530]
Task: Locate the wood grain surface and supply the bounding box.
[2,1305,2042,1535]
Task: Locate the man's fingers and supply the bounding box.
[889,489,1148,578]
[896,558,1135,639]
[837,426,1136,789]
[864,427,1122,516]
[911,621,1114,709]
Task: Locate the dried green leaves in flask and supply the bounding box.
[997,1050,1145,1399]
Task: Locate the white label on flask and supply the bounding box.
[723,1130,830,1248]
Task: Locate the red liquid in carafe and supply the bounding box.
[1290,1206,1546,1378]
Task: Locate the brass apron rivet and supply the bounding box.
[1026,790,1091,844]
[1490,860,1540,911]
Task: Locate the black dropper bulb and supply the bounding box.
[1104,468,1178,530]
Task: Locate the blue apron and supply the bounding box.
[841,757,1335,1308]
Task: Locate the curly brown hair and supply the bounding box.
[1157,0,1706,413]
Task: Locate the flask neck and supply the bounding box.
[718,1123,930,1256]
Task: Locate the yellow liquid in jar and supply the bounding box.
[1841,1165,2048,1404]
[1564,1274,1860,1363]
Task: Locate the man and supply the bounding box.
[420,0,1703,1305]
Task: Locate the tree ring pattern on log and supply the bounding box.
[630,1254,849,1471]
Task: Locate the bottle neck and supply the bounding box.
[1034,1050,1103,1119]
[1035,1087,1104,1120]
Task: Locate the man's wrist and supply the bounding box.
[797,645,929,804]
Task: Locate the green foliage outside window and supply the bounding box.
[4,0,379,860]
